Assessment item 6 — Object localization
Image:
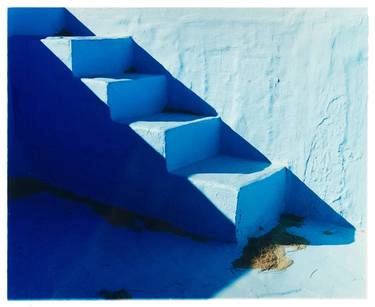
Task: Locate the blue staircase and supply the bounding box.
[42,36,286,245]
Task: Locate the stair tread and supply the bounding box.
[173,155,284,191]
[81,73,164,83]
[130,112,219,133]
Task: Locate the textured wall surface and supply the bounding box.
[68,8,368,228]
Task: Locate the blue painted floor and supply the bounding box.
[8,192,365,299]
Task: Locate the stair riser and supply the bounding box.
[165,118,221,171]
[109,77,167,123]
[82,76,168,123]
[42,37,133,77]
[236,168,286,245]
[131,117,221,171]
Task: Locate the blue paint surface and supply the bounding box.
[83,74,167,123]
[7,192,243,299]
[7,8,364,299]
[8,7,356,241]
[8,8,93,37]
[8,192,361,299]
[67,8,367,227]
[130,113,221,170]
[10,32,295,242]
[174,156,286,243]
[8,8,65,37]
[42,37,133,77]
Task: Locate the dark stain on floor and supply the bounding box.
[8,177,210,242]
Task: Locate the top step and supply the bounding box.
[41,36,133,77]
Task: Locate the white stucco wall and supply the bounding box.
[68,8,367,228]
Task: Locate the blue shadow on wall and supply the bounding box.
[132,42,217,116]
[285,170,354,229]
[8,8,355,299]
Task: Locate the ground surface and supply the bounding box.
[8,192,366,299]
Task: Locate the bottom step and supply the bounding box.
[173,155,286,244]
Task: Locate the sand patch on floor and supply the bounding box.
[233,215,309,271]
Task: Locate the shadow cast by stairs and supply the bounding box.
[8,35,237,242]
[8,177,355,299]
[8,190,243,299]
[132,41,270,163]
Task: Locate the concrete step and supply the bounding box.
[173,155,286,244]
[40,35,287,245]
[41,36,133,77]
[82,74,167,123]
[130,112,221,171]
